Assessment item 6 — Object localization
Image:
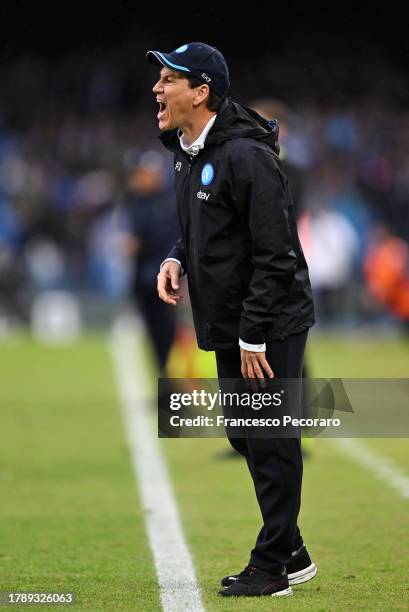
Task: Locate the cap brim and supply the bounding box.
[146,50,191,73]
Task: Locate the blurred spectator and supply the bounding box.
[120,150,179,372]
[364,225,409,333]
[0,181,27,324]
[299,207,359,323]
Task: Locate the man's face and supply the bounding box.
[152,67,196,131]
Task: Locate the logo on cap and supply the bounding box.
[175,44,189,54]
[201,163,214,186]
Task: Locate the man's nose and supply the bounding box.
[152,80,163,93]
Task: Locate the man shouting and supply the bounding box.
[147,41,316,598]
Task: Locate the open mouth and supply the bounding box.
[157,101,167,118]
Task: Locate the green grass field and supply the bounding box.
[0,332,408,610]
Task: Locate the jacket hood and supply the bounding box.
[159,98,280,155]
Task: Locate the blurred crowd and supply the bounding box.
[1,51,409,343]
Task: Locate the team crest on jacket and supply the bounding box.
[201,163,214,186]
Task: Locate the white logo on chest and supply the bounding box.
[197,190,210,201]
[175,161,182,172]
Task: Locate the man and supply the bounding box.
[147,42,316,597]
[121,150,179,373]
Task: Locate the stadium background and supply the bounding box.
[1,4,408,610]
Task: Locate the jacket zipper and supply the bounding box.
[187,153,198,273]
[186,153,209,346]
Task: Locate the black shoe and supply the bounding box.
[219,566,292,597]
[221,545,317,588]
[286,544,317,585]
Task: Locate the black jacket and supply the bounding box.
[160,99,315,351]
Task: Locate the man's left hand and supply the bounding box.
[240,349,274,379]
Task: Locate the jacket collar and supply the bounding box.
[178,114,217,157]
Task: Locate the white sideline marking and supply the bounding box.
[334,438,409,500]
[110,314,205,612]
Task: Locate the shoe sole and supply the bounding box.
[271,587,293,597]
[219,586,293,597]
[288,563,317,585]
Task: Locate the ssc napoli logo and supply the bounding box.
[175,44,189,53]
[201,163,214,186]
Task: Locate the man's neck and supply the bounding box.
[181,111,217,146]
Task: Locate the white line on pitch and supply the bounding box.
[109,313,205,612]
[334,438,409,500]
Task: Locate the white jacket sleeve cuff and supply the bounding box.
[160,258,184,275]
[239,338,266,352]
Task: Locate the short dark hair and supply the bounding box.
[186,75,224,112]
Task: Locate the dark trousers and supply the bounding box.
[215,329,308,574]
[136,287,177,372]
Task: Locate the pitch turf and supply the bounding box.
[0,332,408,610]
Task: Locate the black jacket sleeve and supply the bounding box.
[166,237,187,275]
[232,145,298,345]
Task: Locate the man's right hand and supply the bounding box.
[157,261,182,306]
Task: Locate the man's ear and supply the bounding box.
[193,84,210,107]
